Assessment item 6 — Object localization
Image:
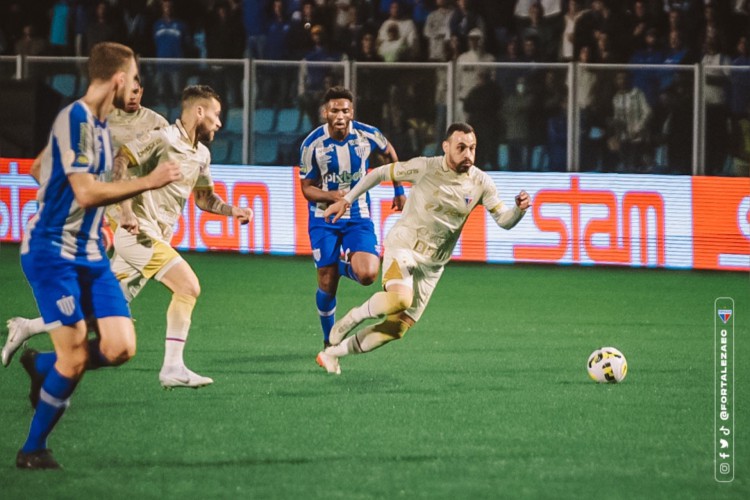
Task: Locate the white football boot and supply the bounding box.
[316,350,341,375]
[3,317,33,367]
[159,366,214,389]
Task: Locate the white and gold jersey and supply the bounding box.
[344,155,525,265]
[122,120,213,241]
[106,106,169,226]
[108,106,169,151]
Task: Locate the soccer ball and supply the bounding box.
[587,347,628,383]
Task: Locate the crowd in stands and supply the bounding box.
[0,0,748,175]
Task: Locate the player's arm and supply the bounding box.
[30,146,49,184]
[113,146,142,234]
[67,161,180,209]
[377,143,406,211]
[485,188,530,230]
[299,178,344,204]
[193,187,253,224]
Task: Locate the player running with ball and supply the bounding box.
[316,122,530,374]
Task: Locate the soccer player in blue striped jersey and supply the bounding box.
[299,86,406,353]
[14,42,181,470]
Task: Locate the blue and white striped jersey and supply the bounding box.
[21,101,114,262]
[299,120,388,219]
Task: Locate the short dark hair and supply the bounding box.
[444,122,475,141]
[323,86,354,104]
[181,84,221,108]
[87,42,134,81]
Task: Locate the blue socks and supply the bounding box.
[22,367,78,453]
[316,289,336,345]
[34,352,57,377]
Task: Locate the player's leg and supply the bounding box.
[157,260,213,388]
[17,321,88,469]
[309,219,343,347]
[338,219,379,285]
[328,247,415,345]
[113,226,209,387]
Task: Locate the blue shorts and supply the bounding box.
[308,217,378,268]
[21,251,130,327]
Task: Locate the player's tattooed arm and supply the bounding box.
[194,188,253,224]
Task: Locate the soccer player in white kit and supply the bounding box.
[316,123,531,374]
[111,85,252,388]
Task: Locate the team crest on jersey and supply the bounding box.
[56,295,76,317]
[465,196,474,206]
[354,141,370,159]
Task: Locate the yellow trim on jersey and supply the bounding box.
[488,202,503,214]
[121,146,138,168]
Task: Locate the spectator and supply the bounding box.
[514,0,563,19]
[456,28,495,121]
[153,0,191,106]
[206,1,246,107]
[121,0,152,56]
[463,70,502,170]
[660,71,694,174]
[243,0,267,59]
[729,35,750,173]
[354,32,386,125]
[48,0,73,55]
[702,32,731,175]
[660,29,692,92]
[14,24,47,57]
[630,28,665,108]
[560,0,586,61]
[377,1,419,60]
[630,0,659,49]
[519,1,563,62]
[85,2,122,56]
[546,95,568,171]
[297,25,343,129]
[501,76,533,171]
[378,22,409,62]
[287,0,320,59]
[423,0,454,61]
[450,0,487,51]
[610,71,653,172]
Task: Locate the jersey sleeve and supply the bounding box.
[299,140,320,180]
[390,157,428,183]
[480,173,525,230]
[368,126,389,154]
[121,129,167,172]
[57,104,96,174]
[194,157,214,190]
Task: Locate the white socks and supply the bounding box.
[163,293,196,368]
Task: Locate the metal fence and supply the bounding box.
[0,56,748,176]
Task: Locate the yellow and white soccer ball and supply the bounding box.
[587,347,628,383]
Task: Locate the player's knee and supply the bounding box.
[357,269,378,286]
[100,338,136,366]
[388,289,413,312]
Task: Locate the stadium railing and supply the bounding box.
[0,56,747,176]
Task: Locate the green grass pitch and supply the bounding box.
[0,243,747,499]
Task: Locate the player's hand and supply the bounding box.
[233,207,254,225]
[515,190,531,210]
[323,200,349,223]
[392,194,406,211]
[148,160,182,189]
[120,209,140,235]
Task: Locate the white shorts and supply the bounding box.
[110,226,183,301]
[381,246,444,322]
